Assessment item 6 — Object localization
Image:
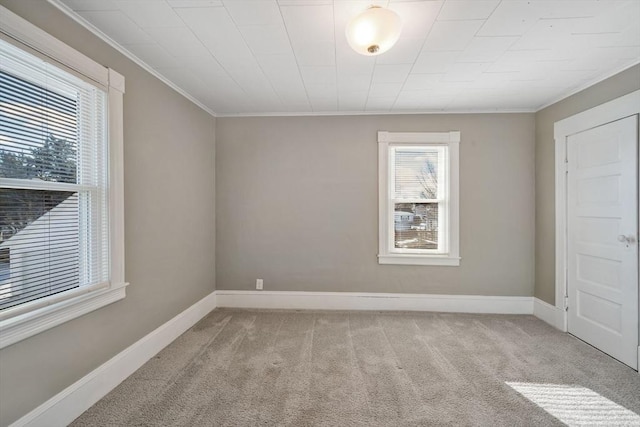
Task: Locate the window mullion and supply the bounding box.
[0,178,91,192]
[391,198,441,204]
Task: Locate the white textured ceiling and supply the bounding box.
[55,0,640,116]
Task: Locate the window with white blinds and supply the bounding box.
[378,131,460,266]
[0,38,109,311]
[0,6,125,349]
[391,146,445,252]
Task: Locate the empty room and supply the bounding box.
[0,0,639,426]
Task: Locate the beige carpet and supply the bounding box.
[72,309,640,426]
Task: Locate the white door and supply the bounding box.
[567,115,638,369]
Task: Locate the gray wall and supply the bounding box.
[216,114,535,296]
[534,64,640,305]
[0,1,216,425]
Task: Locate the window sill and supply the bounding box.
[0,282,128,349]
[378,254,461,266]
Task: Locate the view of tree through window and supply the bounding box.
[393,148,440,250]
[0,69,80,308]
[1,70,79,233]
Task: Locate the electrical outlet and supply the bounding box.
[256,279,263,290]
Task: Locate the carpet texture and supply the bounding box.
[71,310,640,426]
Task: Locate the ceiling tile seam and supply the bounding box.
[219,0,287,112]
[451,0,530,110]
[471,0,503,37]
[276,2,312,111]
[334,2,360,111]
[508,48,551,52]
[173,2,259,113]
[422,1,497,110]
[362,61,378,112]
[538,16,595,21]
[572,32,620,35]
[331,0,340,112]
[436,18,493,22]
[350,2,378,112]
[474,35,528,38]
[46,0,218,117]
[595,44,640,48]
[390,0,447,111]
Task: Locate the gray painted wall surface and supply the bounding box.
[534,64,640,305]
[216,114,535,296]
[0,1,216,425]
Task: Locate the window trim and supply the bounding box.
[0,5,127,349]
[378,131,460,266]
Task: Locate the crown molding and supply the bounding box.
[535,60,640,112]
[46,0,217,118]
[44,0,640,119]
[216,108,536,118]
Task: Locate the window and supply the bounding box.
[378,131,460,266]
[0,6,126,348]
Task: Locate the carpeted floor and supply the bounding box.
[72,309,640,426]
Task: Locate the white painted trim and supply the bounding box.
[0,5,129,348]
[46,0,217,118]
[533,298,564,330]
[536,60,640,112]
[215,290,533,314]
[108,68,125,94]
[216,109,536,118]
[0,282,128,349]
[0,5,107,86]
[554,91,640,139]
[378,254,460,266]
[9,291,217,427]
[554,90,640,334]
[0,178,96,192]
[378,131,460,266]
[27,1,639,119]
[108,68,126,288]
[378,130,461,144]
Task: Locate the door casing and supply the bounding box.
[554,90,640,369]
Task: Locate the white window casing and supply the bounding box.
[378,131,460,266]
[0,5,127,349]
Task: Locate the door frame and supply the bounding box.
[554,90,640,365]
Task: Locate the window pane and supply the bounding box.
[394,203,438,250]
[394,148,439,199]
[0,188,79,309]
[0,70,78,183]
[1,37,110,314]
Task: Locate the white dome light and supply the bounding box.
[345,6,402,56]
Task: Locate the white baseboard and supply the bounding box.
[215,290,534,314]
[11,290,554,427]
[11,291,217,427]
[533,297,565,330]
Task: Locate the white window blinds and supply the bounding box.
[390,145,446,252]
[0,38,109,311]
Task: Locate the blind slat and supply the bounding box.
[0,38,109,311]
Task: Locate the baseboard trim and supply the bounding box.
[11,291,217,427]
[11,290,549,426]
[533,297,564,330]
[215,290,534,314]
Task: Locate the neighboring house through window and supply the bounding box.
[0,6,126,348]
[378,131,460,266]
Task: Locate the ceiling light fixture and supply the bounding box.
[345,5,402,56]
